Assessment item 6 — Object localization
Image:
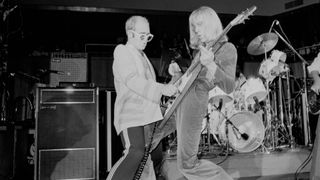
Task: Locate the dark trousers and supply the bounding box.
[106,126,146,180]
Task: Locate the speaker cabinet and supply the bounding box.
[35,88,99,180]
[49,53,88,87]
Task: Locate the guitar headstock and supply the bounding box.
[230,6,257,27]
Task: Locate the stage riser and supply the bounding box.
[162,148,311,180]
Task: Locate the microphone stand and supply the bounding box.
[213,101,249,142]
[225,118,249,141]
[273,29,311,146]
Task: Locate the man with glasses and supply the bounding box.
[106,15,177,180]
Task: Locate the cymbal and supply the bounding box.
[247,33,278,55]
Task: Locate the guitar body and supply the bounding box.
[308,90,320,115]
[159,63,201,128]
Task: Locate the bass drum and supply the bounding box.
[218,111,265,153]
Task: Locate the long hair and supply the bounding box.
[189,6,225,49]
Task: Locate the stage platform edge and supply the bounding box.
[161,146,311,180]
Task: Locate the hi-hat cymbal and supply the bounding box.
[247,33,278,55]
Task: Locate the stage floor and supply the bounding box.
[160,146,312,180]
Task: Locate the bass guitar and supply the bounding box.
[159,6,257,129]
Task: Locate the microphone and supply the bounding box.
[217,98,223,111]
[241,133,249,140]
[268,20,279,33]
[228,120,249,140]
[39,69,65,75]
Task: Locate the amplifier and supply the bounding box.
[49,52,88,87]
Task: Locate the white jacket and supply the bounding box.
[112,43,164,134]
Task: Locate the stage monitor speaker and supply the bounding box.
[49,52,88,87]
[35,88,99,180]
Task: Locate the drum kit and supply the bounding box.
[200,32,297,154]
[164,29,310,157]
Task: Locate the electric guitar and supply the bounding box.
[158,6,257,129]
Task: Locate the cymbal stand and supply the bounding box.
[263,80,275,151]
[200,113,214,153]
[261,46,275,151]
[274,75,291,147]
[200,107,222,154]
[285,70,295,148]
[273,29,311,145]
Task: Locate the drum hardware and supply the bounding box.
[199,99,224,154]
[285,70,295,148]
[165,132,177,157]
[272,29,311,145]
[259,79,275,150]
[200,112,221,154]
[254,42,297,150]
[261,76,291,150]
[276,75,289,144]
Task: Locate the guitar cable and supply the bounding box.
[132,122,158,180]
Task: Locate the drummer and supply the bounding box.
[235,65,247,91]
[230,65,247,113]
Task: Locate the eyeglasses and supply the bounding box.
[131,30,154,42]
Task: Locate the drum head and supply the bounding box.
[242,78,267,104]
[209,86,233,107]
[227,111,265,153]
